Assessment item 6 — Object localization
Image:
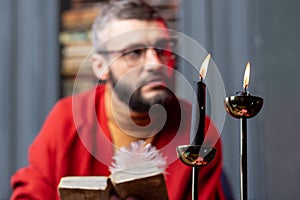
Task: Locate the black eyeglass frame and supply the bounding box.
[96,37,177,56]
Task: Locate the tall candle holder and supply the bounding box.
[224,63,263,200]
[177,55,216,200]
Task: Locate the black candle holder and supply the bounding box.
[176,145,216,200]
[224,94,263,200]
[177,54,213,200]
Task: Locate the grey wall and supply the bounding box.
[257,0,300,199]
[181,0,300,199]
[0,0,59,199]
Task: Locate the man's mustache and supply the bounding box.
[138,71,170,87]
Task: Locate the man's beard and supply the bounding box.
[109,69,176,112]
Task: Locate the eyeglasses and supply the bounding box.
[97,38,177,66]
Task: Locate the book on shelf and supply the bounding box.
[61,1,179,31]
[61,3,105,30]
[58,141,169,200]
[71,0,105,9]
[61,56,91,69]
[62,43,94,58]
[59,31,91,46]
[61,56,93,75]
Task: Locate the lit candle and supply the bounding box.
[224,62,263,200]
[243,62,250,92]
[237,62,251,96]
[190,54,210,145]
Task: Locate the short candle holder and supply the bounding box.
[224,94,263,200]
[177,145,216,167]
[176,145,216,200]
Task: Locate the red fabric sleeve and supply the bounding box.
[10,87,110,200]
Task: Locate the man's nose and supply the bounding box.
[143,48,164,71]
[144,48,163,64]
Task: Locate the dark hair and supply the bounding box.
[92,0,166,47]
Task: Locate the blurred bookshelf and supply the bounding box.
[59,0,180,97]
[59,0,105,97]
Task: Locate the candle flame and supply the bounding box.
[199,54,211,80]
[243,62,251,91]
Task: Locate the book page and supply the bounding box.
[59,176,108,190]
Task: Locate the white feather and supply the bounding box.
[109,140,167,175]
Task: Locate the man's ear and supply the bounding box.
[91,53,109,81]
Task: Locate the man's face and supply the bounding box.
[102,19,176,112]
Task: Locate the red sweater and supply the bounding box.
[11,85,227,200]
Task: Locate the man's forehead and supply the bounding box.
[102,19,170,49]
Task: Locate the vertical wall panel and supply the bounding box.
[0,0,15,198]
[0,0,59,199]
[256,0,300,199]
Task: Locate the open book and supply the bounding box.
[58,141,169,200]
